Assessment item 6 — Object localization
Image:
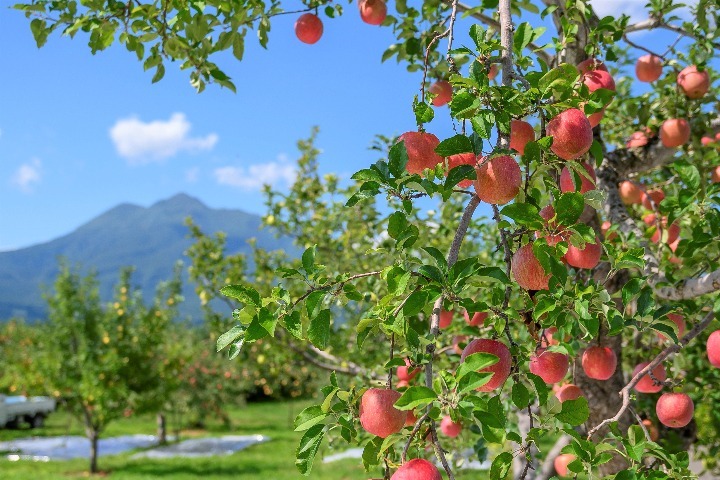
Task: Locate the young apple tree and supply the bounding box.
[15,0,720,478]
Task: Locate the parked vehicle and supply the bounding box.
[0,395,56,429]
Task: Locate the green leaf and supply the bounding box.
[456,352,499,381]
[490,451,514,480]
[294,405,328,431]
[216,325,245,351]
[394,386,438,410]
[245,308,277,342]
[388,141,409,177]
[556,192,585,225]
[220,284,261,306]
[422,247,448,270]
[458,371,494,394]
[284,310,303,340]
[435,134,473,156]
[302,245,317,272]
[295,424,325,475]
[538,64,579,98]
[556,397,589,426]
[414,101,434,124]
[512,382,531,409]
[500,203,543,228]
[475,266,510,284]
[308,309,331,349]
[674,160,700,191]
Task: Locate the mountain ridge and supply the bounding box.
[0,194,294,321]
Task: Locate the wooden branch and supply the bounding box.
[586,310,715,439]
[654,268,720,300]
[625,18,720,49]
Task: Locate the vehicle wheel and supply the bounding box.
[29,414,45,428]
[5,418,19,429]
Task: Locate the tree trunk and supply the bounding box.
[157,412,167,445]
[88,429,99,474]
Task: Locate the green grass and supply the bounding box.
[0,401,496,479]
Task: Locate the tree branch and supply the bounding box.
[535,434,572,480]
[586,309,715,439]
[625,18,720,49]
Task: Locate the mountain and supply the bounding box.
[0,194,295,321]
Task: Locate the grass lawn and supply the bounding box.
[0,400,495,479]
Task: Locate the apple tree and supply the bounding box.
[15,0,720,478]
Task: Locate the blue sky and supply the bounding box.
[0,1,693,251]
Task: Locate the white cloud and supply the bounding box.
[590,0,695,22]
[109,113,218,164]
[213,156,296,190]
[12,158,42,193]
[185,167,200,183]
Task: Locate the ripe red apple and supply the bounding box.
[651,219,680,244]
[633,361,667,394]
[635,55,663,82]
[554,453,576,478]
[702,136,714,146]
[294,13,323,44]
[488,64,499,80]
[641,189,665,210]
[583,69,616,92]
[439,310,453,329]
[510,120,535,155]
[540,326,560,348]
[397,358,420,383]
[642,418,660,441]
[565,238,602,269]
[440,415,462,437]
[556,384,584,402]
[391,458,442,480]
[677,65,710,99]
[537,205,569,247]
[473,155,522,205]
[577,58,607,74]
[452,335,468,355]
[601,221,617,241]
[404,409,418,427]
[586,107,605,128]
[429,80,452,107]
[711,166,720,183]
[460,338,512,392]
[658,313,686,341]
[660,118,690,148]
[464,310,488,327]
[619,181,644,205]
[359,388,406,438]
[398,131,443,175]
[447,152,477,188]
[547,108,594,160]
[511,243,551,291]
[560,162,596,193]
[707,330,720,367]
[529,349,569,384]
[358,0,387,25]
[626,131,650,148]
[656,392,694,428]
[581,346,617,380]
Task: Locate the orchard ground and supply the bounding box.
[0,400,543,479]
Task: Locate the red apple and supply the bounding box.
[619,181,643,205]
[658,313,686,341]
[511,243,551,291]
[547,108,594,160]
[560,162,596,193]
[452,335,468,355]
[626,131,650,148]
[656,392,694,428]
[586,108,605,128]
[404,410,418,427]
[660,118,690,148]
[577,58,607,74]
[702,136,714,146]
[641,189,665,210]
[359,0,387,25]
[537,205,569,247]
[460,338,512,392]
[398,131,443,175]
[635,55,663,82]
[529,349,569,384]
[294,13,323,44]
[488,64,499,80]
[642,418,660,441]
[556,384,584,402]
[554,453,576,478]
[581,346,617,380]
[359,388,406,438]
[601,221,617,241]
[564,238,602,269]
[429,80,452,107]
[677,65,710,99]
[510,120,535,155]
[583,69,616,92]
[464,310,488,327]
[439,310,453,329]
[397,358,420,383]
[707,330,720,367]
[447,152,477,188]
[473,155,522,205]
[440,415,462,438]
[633,361,667,394]
[391,458,442,480]
[540,327,560,348]
[711,166,720,184]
